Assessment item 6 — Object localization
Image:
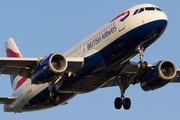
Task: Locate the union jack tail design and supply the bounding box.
[5,38,28,92]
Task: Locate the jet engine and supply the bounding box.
[141,60,176,91]
[31,53,67,84]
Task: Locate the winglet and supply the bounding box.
[5,38,22,58]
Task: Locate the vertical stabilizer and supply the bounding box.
[5,38,22,58]
[5,38,27,92]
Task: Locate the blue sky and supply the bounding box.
[0,0,180,120]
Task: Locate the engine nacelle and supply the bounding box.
[31,53,67,84]
[141,60,176,91]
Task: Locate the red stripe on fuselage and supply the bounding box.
[6,48,21,57]
[109,11,130,23]
[6,48,25,90]
[15,77,28,90]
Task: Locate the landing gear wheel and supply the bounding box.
[138,61,143,69]
[142,61,147,68]
[138,61,148,69]
[115,76,131,110]
[43,94,51,105]
[52,94,60,106]
[123,98,131,110]
[114,97,122,109]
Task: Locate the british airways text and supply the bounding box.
[87,25,117,50]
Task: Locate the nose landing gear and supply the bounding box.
[137,45,148,69]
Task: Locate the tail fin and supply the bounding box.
[5,38,28,92]
[5,38,22,58]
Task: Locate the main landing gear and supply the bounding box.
[49,81,60,106]
[114,76,131,110]
[43,77,62,106]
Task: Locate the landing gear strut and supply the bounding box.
[114,45,148,110]
[136,45,147,69]
[114,76,131,110]
[48,76,62,106]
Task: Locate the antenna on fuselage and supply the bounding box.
[135,3,137,5]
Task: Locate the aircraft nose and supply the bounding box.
[158,11,168,22]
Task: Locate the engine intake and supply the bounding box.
[141,60,176,91]
[159,61,176,80]
[31,53,67,84]
[49,54,67,73]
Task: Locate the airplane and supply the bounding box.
[0,3,180,113]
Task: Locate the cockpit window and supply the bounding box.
[145,7,155,10]
[133,9,139,15]
[156,7,162,11]
[133,6,159,16]
[138,8,144,13]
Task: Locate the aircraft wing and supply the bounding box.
[101,61,141,88]
[101,61,180,88]
[0,57,40,77]
[0,57,84,78]
[0,97,16,104]
[170,69,180,82]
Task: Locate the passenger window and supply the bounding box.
[138,8,144,13]
[133,9,139,15]
[156,7,162,11]
[145,7,155,10]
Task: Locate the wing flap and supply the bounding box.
[0,97,16,104]
[66,57,84,75]
[1,66,28,76]
[0,57,41,77]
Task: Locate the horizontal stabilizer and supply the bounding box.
[0,97,16,104]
